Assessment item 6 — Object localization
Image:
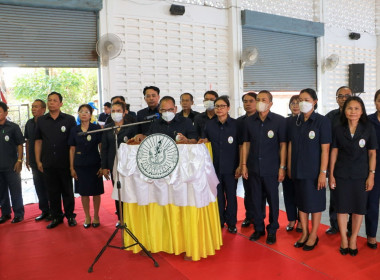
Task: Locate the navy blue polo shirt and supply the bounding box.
[325,108,341,129]
[145,115,197,140]
[243,112,286,177]
[0,120,24,171]
[204,116,239,175]
[289,112,331,179]
[68,123,102,167]
[98,112,110,123]
[137,106,159,134]
[35,112,76,169]
[332,122,377,179]
[237,114,249,145]
[176,109,200,123]
[194,112,217,139]
[24,117,38,168]
[369,113,380,164]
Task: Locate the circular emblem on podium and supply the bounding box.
[136,133,179,179]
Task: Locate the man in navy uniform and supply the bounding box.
[176,92,199,123]
[35,92,77,229]
[0,101,25,224]
[136,86,160,135]
[25,99,50,221]
[194,90,218,138]
[325,86,353,235]
[241,90,287,245]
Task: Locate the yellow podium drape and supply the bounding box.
[123,201,222,261]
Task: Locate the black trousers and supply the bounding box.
[365,173,380,237]
[217,173,237,227]
[282,175,299,222]
[44,168,75,219]
[250,174,279,234]
[31,167,50,214]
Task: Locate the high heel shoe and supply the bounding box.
[349,248,358,256]
[303,236,319,251]
[92,217,100,228]
[286,223,295,232]
[339,247,349,255]
[83,217,91,229]
[294,235,309,248]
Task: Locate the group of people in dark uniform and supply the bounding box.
[0,85,379,257]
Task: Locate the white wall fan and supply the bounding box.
[96,33,123,66]
[240,46,259,69]
[323,54,340,72]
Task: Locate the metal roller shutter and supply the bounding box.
[0,4,98,67]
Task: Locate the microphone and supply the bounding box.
[144,113,160,120]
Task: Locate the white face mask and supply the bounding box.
[299,101,313,114]
[111,112,123,122]
[161,111,175,122]
[203,100,214,110]
[256,101,269,113]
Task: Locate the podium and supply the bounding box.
[113,143,222,261]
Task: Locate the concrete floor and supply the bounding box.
[236,178,380,240]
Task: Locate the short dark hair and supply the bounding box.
[214,95,230,107]
[204,90,218,99]
[143,86,160,96]
[340,96,367,125]
[180,92,194,101]
[111,96,125,103]
[112,101,126,112]
[78,104,93,115]
[35,99,46,109]
[242,91,257,102]
[103,102,111,108]
[336,86,352,96]
[48,91,63,102]
[0,101,8,112]
[258,90,273,102]
[374,89,380,102]
[159,96,176,106]
[288,95,299,109]
[299,88,318,110]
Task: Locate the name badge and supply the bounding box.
[4,135,9,142]
[87,135,92,142]
[359,139,366,148]
[309,130,315,139]
[61,126,66,132]
[267,130,274,138]
[228,136,233,144]
[123,136,128,143]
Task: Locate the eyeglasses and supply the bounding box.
[337,94,351,100]
[290,102,299,106]
[215,105,228,109]
[160,108,175,113]
[78,111,91,115]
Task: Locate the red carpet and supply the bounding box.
[0,182,378,280]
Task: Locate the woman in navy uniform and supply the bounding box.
[101,101,137,227]
[199,95,239,234]
[69,104,104,228]
[282,95,302,232]
[330,96,376,256]
[366,90,380,249]
[288,88,331,251]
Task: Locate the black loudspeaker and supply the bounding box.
[170,4,185,15]
[349,63,365,93]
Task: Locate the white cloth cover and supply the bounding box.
[112,143,219,208]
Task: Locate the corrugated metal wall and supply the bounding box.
[0,4,98,67]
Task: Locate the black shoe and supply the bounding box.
[241,218,252,228]
[286,224,294,232]
[266,233,276,245]
[294,239,307,248]
[47,218,63,229]
[116,221,121,228]
[325,227,338,235]
[68,217,77,227]
[92,222,100,228]
[349,248,358,256]
[296,226,303,233]
[339,247,349,255]
[303,236,319,251]
[0,214,11,224]
[367,241,378,249]
[11,216,24,223]
[45,214,52,221]
[35,212,49,221]
[249,231,265,241]
[228,225,237,234]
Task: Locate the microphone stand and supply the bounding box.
[86,119,159,272]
